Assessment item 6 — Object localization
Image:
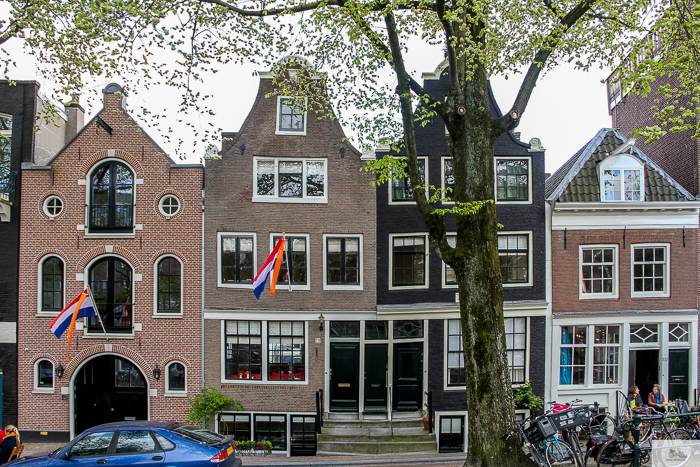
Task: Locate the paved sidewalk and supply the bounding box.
[22,443,466,467]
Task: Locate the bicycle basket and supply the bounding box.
[548,406,591,431]
[524,417,557,443]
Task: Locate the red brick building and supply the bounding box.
[545,128,700,411]
[17,84,203,441]
[203,57,376,455]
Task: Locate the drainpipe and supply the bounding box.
[544,200,554,405]
[201,190,205,392]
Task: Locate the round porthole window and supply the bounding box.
[159,195,180,217]
[43,196,64,218]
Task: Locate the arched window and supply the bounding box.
[166,362,186,392]
[90,161,134,231]
[157,257,181,314]
[89,257,132,333]
[42,256,64,312]
[35,359,54,389]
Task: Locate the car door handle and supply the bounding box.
[151,456,163,461]
[96,460,107,465]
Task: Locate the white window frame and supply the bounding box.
[270,233,311,291]
[37,255,65,316]
[591,325,621,386]
[322,234,363,291]
[276,96,308,136]
[557,323,623,388]
[388,156,429,205]
[158,195,181,218]
[579,244,619,299]
[499,231,534,288]
[252,157,327,204]
[558,324,589,387]
[630,243,670,298]
[83,159,139,238]
[505,317,528,385]
[164,361,187,395]
[33,358,54,393]
[598,154,645,202]
[389,233,429,291]
[153,254,184,317]
[441,157,454,205]
[43,195,64,219]
[220,320,309,386]
[217,232,257,289]
[442,234,458,289]
[444,319,465,390]
[494,156,532,205]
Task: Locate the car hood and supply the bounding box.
[7,453,51,467]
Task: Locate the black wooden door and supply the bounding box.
[364,344,388,413]
[669,348,689,402]
[392,342,423,412]
[290,415,317,456]
[329,342,359,411]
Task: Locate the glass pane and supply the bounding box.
[115,431,157,454]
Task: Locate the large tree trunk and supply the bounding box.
[448,70,532,467]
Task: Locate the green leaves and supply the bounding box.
[185,387,243,426]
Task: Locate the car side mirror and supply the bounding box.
[59,452,69,460]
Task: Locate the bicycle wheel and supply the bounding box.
[663,428,692,441]
[653,436,694,467]
[596,439,635,467]
[546,438,577,466]
[588,414,617,436]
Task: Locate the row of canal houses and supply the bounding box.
[0,56,698,455]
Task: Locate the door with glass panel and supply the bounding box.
[392,320,424,412]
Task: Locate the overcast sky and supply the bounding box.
[3,35,614,174]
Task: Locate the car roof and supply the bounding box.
[88,420,179,431]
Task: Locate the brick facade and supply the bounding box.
[17,85,203,439]
[202,62,376,420]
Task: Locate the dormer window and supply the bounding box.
[599,154,644,202]
[276,97,307,136]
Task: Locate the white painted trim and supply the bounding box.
[252,157,328,204]
[322,234,363,291]
[153,254,184,317]
[269,233,311,291]
[443,319,463,391]
[388,233,429,290]
[500,231,534,288]
[440,157,454,205]
[598,155,645,203]
[388,156,429,205]
[205,310,378,321]
[37,254,66,315]
[275,96,308,136]
[494,156,532,205]
[158,194,181,218]
[374,301,548,320]
[33,358,55,391]
[579,244,619,300]
[435,411,467,453]
[164,360,187,395]
[220,320,309,386]
[43,195,64,218]
[629,243,670,298]
[217,232,257,289]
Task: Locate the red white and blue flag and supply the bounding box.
[253,234,286,300]
[49,288,97,360]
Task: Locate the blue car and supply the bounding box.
[10,421,241,467]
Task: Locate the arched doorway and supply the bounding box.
[74,355,148,435]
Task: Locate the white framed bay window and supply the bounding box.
[253,157,327,203]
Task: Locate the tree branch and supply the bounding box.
[198,0,434,16]
[495,0,596,136]
[584,11,637,29]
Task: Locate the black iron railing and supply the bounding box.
[0,166,17,204]
[425,390,433,434]
[89,204,133,230]
[315,390,323,433]
[87,302,133,333]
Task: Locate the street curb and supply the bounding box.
[241,456,467,466]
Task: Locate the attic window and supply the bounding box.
[599,154,644,202]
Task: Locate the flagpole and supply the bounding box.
[86,285,110,344]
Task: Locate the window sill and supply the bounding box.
[152,313,184,319]
[252,196,327,204]
[272,284,311,292]
[495,200,533,205]
[503,282,533,288]
[35,312,60,318]
[275,130,307,136]
[221,379,308,386]
[579,293,619,300]
[389,284,429,291]
[83,232,136,239]
[323,284,363,291]
[631,293,670,299]
[83,333,134,339]
[164,391,188,397]
[32,388,54,394]
[218,283,254,289]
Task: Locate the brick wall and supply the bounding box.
[551,228,697,312]
[202,68,376,409]
[17,89,203,433]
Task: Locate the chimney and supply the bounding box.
[64,94,85,142]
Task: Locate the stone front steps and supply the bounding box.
[317,413,437,455]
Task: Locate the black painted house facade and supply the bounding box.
[367,62,547,452]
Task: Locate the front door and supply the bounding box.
[329,343,359,412]
[364,344,387,413]
[669,349,689,402]
[392,342,423,411]
[629,349,659,405]
[290,415,316,456]
[74,355,148,435]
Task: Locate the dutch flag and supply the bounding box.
[49,288,98,360]
[253,234,286,300]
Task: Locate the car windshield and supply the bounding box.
[170,425,226,445]
[48,444,69,458]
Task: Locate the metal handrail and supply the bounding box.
[0,166,17,204]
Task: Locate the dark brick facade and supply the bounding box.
[0,81,41,427]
